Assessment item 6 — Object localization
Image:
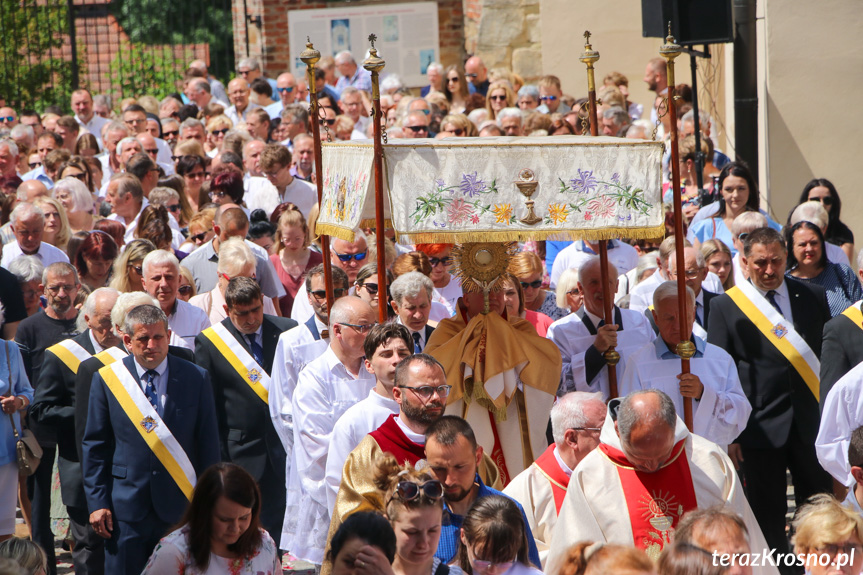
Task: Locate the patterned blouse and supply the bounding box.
[142,526,281,575]
[533,290,568,322]
[788,261,863,318]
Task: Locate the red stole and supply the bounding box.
[369,415,426,466]
[533,445,569,514]
[598,440,697,560]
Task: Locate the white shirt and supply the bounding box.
[550,240,639,289]
[826,242,850,267]
[752,280,793,322]
[283,346,376,562]
[132,356,169,413]
[843,486,863,515]
[325,389,399,514]
[265,101,283,120]
[433,276,462,315]
[88,330,106,354]
[167,299,211,350]
[1,241,69,268]
[816,360,863,486]
[225,102,261,126]
[245,176,317,220]
[620,336,751,450]
[75,114,109,149]
[155,137,173,166]
[290,282,315,324]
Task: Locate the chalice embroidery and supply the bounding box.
[515,169,542,225]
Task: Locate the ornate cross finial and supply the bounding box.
[584,30,591,43]
[368,33,377,48]
[307,35,310,43]
[667,21,672,36]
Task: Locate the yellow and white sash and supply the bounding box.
[94,347,128,366]
[726,281,820,400]
[841,301,863,328]
[98,361,196,500]
[201,324,270,404]
[47,339,92,375]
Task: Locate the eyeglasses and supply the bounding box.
[190,229,211,243]
[277,86,295,93]
[489,95,507,101]
[28,161,42,169]
[209,190,229,199]
[220,271,255,282]
[809,195,833,206]
[569,426,602,432]
[46,283,77,295]
[339,322,376,334]
[210,128,229,136]
[673,268,703,279]
[0,116,15,123]
[397,384,452,400]
[429,256,451,267]
[186,171,206,179]
[392,480,444,502]
[358,282,385,295]
[818,543,863,557]
[333,250,368,262]
[405,125,428,133]
[520,279,542,289]
[129,265,143,275]
[566,288,580,296]
[178,285,193,296]
[162,130,179,138]
[144,148,159,155]
[465,73,478,79]
[472,560,516,574]
[539,95,558,102]
[263,166,287,179]
[311,288,348,299]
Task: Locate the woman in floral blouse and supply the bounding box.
[143,463,281,575]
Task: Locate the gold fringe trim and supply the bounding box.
[396,224,666,245]
[314,224,358,242]
[464,376,509,423]
[358,217,393,230]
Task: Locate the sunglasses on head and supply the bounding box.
[393,480,444,502]
[520,279,542,289]
[311,288,348,299]
[334,250,368,262]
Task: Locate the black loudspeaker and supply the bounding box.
[641,0,734,45]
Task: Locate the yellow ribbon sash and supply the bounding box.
[201,324,270,405]
[842,302,863,327]
[47,339,92,375]
[94,347,128,366]
[726,284,820,400]
[98,362,196,500]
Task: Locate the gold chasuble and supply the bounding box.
[426,308,561,485]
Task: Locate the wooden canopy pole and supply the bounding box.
[660,27,694,431]
[300,40,335,314]
[363,35,388,325]
[580,32,620,400]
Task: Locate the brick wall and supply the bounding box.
[234,0,467,77]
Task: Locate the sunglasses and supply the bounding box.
[162,130,179,138]
[209,190,229,199]
[277,86,295,93]
[0,116,15,123]
[129,265,143,275]
[447,77,459,83]
[489,95,507,101]
[334,250,368,262]
[566,288,580,296]
[449,128,464,136]
[28,162,42,169]
[465,73,478,79]
[540,95,558,102]
[172,154,195,162]
[429,256,451,266]
[167,204,181,212]
[210,128,229,136]
[809,196,833,206]
[520,280,542,289]
[406,125,428,133]
[358,282,385,295]
[392,480,444,502]
[311,288,348,299]
[322,118,336,126]
[178,285,193,295]
[190,229,212,242]
[68,172,87,181]
[145,148,158,155]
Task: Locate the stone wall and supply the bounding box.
[469,0,543,81]
[234,0,467,78]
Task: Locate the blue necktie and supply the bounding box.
[143,369,159,412]
[412,332,422,354]
[248,334,264,365]
[766,290,784,318]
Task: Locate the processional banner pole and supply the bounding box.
[660,26,695,431]
[580,31,621,400]
[363,35,389,325]
[300,39,335,313]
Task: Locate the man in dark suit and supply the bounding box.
[707,227,832,568]
[390,271,436,353]
[82,304,219,575]
[30,288,120,575]
[820,299,863,403]
[195,277,296,543]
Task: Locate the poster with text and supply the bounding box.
[288,2,440,88]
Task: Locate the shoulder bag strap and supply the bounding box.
[434,561,450,575]
[4,341,18,440]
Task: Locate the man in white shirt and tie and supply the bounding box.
[667,246,719,340]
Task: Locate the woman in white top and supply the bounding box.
[142,463,281,575]
[375,454,463,575]
[455,495,541,575]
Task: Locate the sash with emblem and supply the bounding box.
[98,361,197,500]
[47,339,92,375]
[598,440,697,560]
[726,281,821,400]
[201,323,271,404]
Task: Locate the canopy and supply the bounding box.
[315,135,664,244]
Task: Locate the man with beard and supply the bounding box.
[14,261,81,575]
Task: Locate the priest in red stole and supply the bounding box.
[546,389,774,575]
[503,391,607,569]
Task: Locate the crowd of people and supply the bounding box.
[0,50,859,575]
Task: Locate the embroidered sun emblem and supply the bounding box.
[140,416,158,433]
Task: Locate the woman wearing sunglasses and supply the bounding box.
[374,454,460,575]
[499,274,553,337]
[484,82,516,122]
[355,264,395,320]
[456,495,540,575]
[798,178,854,263]
[508,252,567,322]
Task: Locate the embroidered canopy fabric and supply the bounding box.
[315,136,664,243]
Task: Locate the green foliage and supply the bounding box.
[108,43,192,100]
[0,0,74,111]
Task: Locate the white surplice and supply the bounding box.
[325,389,399,515]
[619,336,751,451]
[816,360,863,486]
[282,347,376,563]
[545,409,777,575]
[547,307,655,400]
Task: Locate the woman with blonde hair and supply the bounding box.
[554,268,583,314]
[109,238,156,293]
[270,205,322,316]
[205,115,233,157]
[178,266,197,302]
[173,138,206,161]
[699,239,734,291]
[33,196,71,251]
[484,82,516,122]
[52,176,95,233]
[792,494,863,575]
[0,537,47,574]
[557,542,655,575]
[158,175,194,228]
[334,115,356,141]
[373,453,457,575]
[439,114,476,138]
